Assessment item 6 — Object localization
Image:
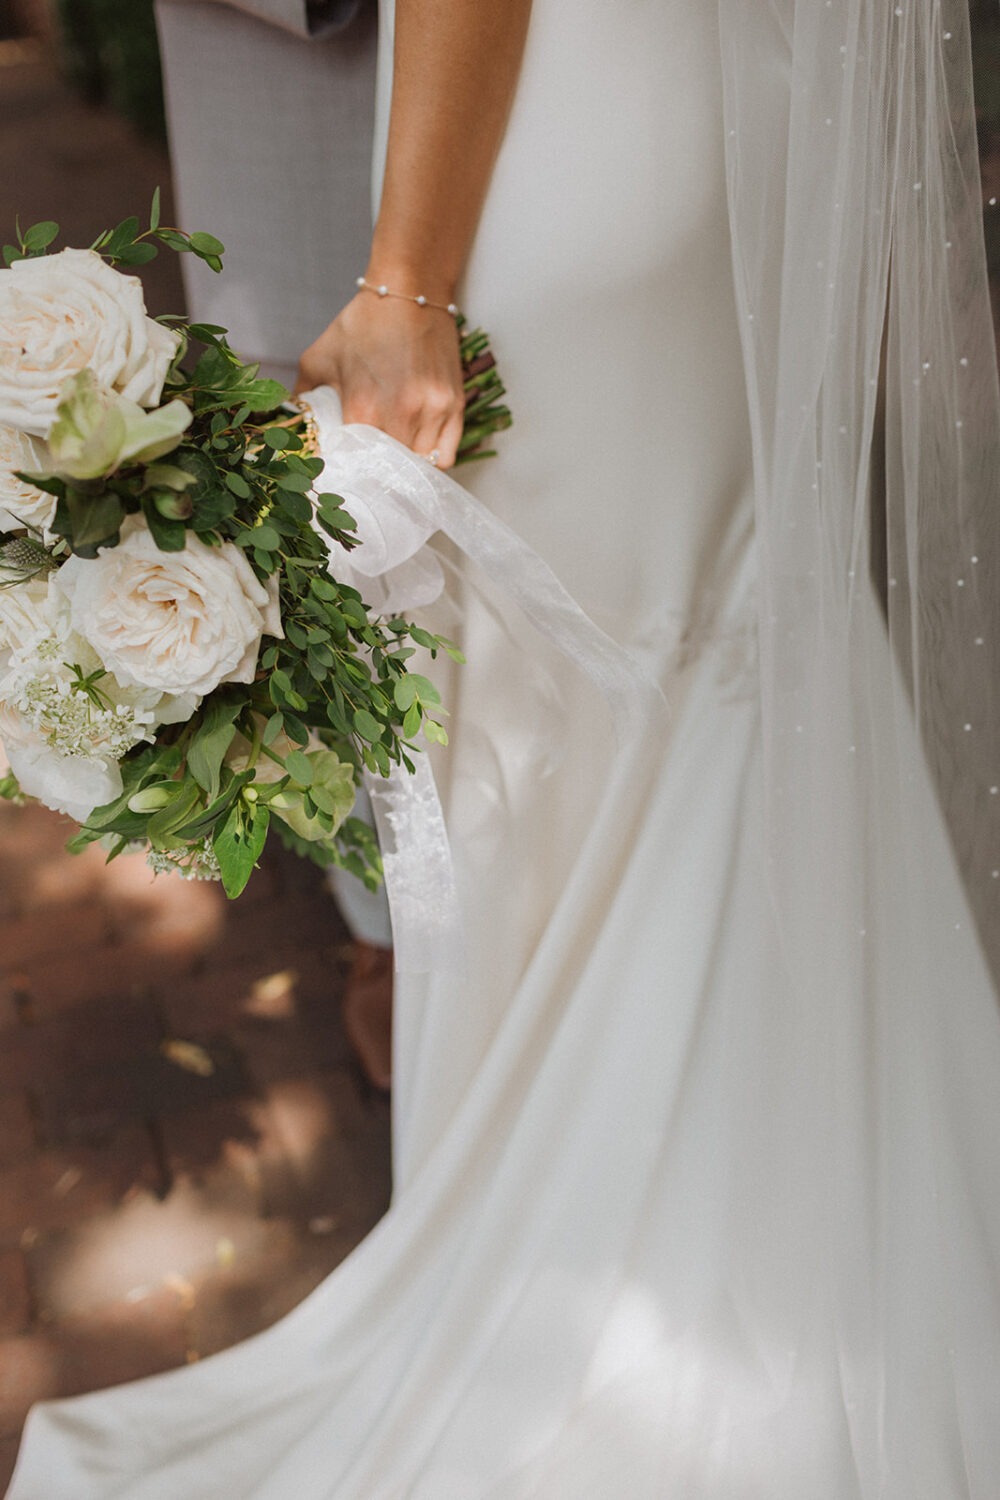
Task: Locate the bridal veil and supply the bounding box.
[720,0,1000,980]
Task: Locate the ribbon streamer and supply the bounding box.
[306,384,656,971]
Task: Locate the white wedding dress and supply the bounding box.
[9,3,1000,1496]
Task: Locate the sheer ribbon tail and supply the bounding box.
[304,384,659,971]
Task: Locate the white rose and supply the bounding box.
[0,707,122,822]
[0,425,56,532]
[0,248,178,438]
[0,574,49,654]
[56,516,283,699]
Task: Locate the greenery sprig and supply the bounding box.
[2,189,222,272]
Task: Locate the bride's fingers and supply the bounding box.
[413,405,464,470]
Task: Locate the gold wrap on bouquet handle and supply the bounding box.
[304,385,659,973]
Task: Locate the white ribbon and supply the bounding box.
[305,385,655,971]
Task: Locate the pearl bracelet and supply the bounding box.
[355,275,460,318]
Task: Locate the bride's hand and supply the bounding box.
[295,293,465,469]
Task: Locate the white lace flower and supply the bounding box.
[0,576,166,820]
[2,720,124,822]
[146,841,222,882]
[0,248,178,437]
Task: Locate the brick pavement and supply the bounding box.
[0,42,391,1490]
[0,799,392,1490]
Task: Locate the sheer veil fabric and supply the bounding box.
[720,0,1000,978]
[7,3,1000,1497]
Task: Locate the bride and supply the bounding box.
[9,1,1000,1495]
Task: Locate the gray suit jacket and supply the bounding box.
[175,0,366,39]
[155,0,377,384]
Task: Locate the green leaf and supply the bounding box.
[240,379,288,411]
[141,498,187,553]
[340,597,369,629]
[393,677,419,712]
[155,228,190,253]
[59,489,125,554]
[3,244,21,266]
[248,524,280,551]
[262,712,284,746]
[223,470,252,499]
[307,642,333,671]
[187,696,242,799]
[316,507,358,536]
[23,220,59,252]
[284,749,313,785]
[278,492,311,527]
[409,626,439,651]
[189,231,225,257]
[275,471,312,494]
[282,711,310,746]
[103,216,141,257]
[424,719,449,745]
[116,242,158,266]
[353,709,384,744]
[408,673,442,707]
[149,187,161,232]
[260,427,295,450]
[402,701,422,739]
[169,768,252,841]
[213,799,269,898]
[147,780,204,848]
[186,322,229,341]
[269,671,307,712]
[310,577,339,602]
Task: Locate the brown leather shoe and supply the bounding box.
[340,940,393,1092]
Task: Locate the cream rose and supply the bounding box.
[0,425,56,532]
[0,574,49,654]
[56,516,283,699]
[0,248,178,437]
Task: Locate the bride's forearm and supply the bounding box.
[297,2,531,464]
[369,0,534,300]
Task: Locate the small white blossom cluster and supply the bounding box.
[0,578,161,818]
[1,585,158,758]
[147,841,222,881]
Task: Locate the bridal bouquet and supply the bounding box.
[0,199,509,896]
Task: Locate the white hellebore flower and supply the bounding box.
[1,712,124,823]
[0,248,179,438]
[0,575,161,822]
[0,425,56,533]
[47,370,191,480]
[57,515,283,701]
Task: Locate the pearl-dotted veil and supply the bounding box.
[719,0,1000,986]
